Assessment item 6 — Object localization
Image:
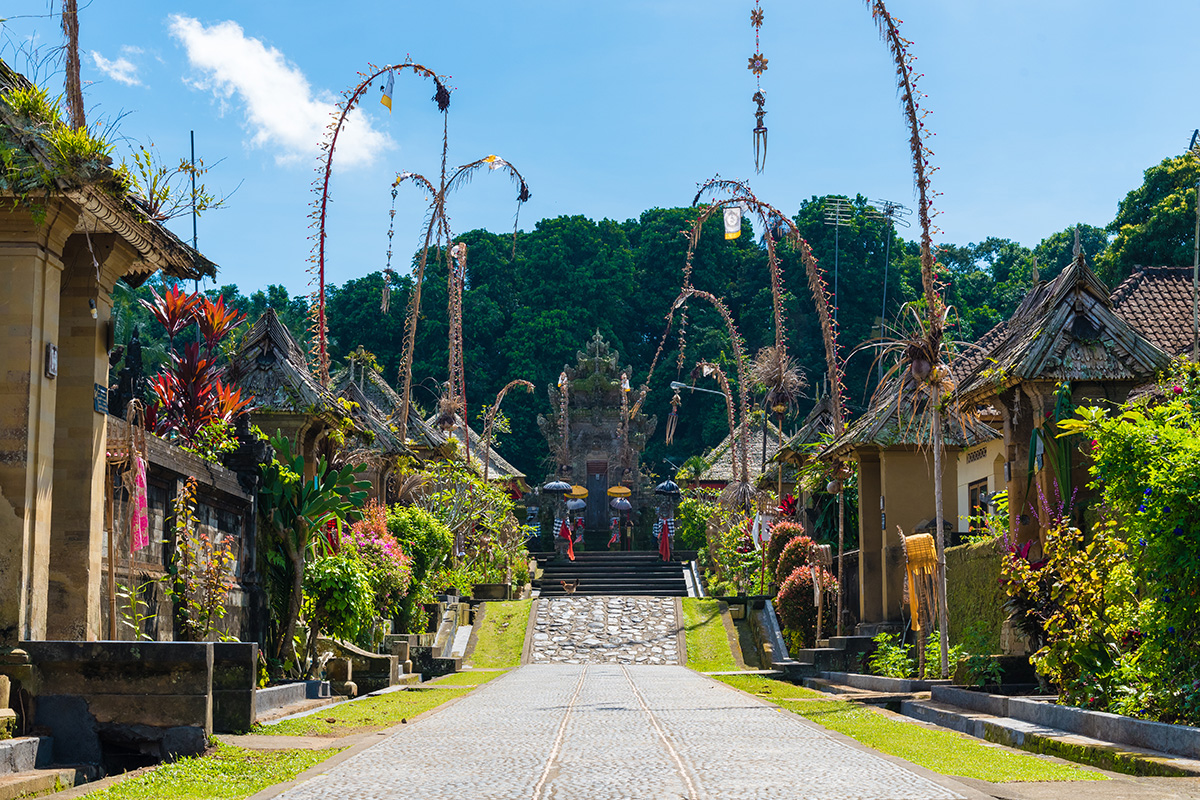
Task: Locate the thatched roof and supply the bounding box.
[0,59,215,285]
[424,413,526,487]
[821,374,999,459]
[330,365,446,454]
[774,395,837,465]
[954,252,1171,404]
[226,309,344,420]
[691,421,786,484]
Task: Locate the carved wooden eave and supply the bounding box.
[226,309,349,434]
[954,252,1171,407]
[0,59,216,285]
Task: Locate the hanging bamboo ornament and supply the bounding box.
[749,1,768,172]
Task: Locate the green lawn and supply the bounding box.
[715,674,825,700]
[255,687,471,737]
[468,599,531,668]
[79,742,336,800]
[682,598,738,672]
[784,700,1106,783]
[425,669,509,687]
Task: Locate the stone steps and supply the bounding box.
[533,551,689,597]
[0,766,93,799]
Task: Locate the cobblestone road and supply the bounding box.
[531,597,680,664]
[274,665,963,800]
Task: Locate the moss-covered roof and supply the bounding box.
[821,374,1000,459]
[954,252,1171,403]
[774,395,837,465]
[0,59,215,284]
[423,412,526,485]
[329,364,447,453]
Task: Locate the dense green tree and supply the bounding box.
[1097,154,1200,285]
[1033,224,1109,282]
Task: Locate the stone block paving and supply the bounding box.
[531,596,680,664]
[273,665,963,800]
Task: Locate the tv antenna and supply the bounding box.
[823,196,855,324]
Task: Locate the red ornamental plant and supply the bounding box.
[141,286,252,444]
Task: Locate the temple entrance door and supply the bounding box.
[585,461,608,533]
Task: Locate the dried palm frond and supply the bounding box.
[391,471,428,506]
[720,479,755,512]
[751,345,806,412]
[436,394,460,432]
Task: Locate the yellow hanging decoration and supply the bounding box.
[902,531,938,631]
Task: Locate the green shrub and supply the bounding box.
[303,551,375,643]
[995,359,1200,722]
[387,505,452,578]
[766,520,805,580]
[774,534,817,586]
[868,631,915,678]
[386,504,452,633]
[676,496,715,552]
[775,564,837,649]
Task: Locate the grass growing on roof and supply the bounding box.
[79,741,335,800]
[468,599,530,668]
[682,598,738,672]
[787,700,1106,783]
[425,669,509,687]
[715,673,824,699]
[256,687,471,737]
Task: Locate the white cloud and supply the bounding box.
[168,15,390,167]
[92,51,142,86]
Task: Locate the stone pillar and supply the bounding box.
[0,202,81,644]
[46,233,138,641]
[855,450,883,624]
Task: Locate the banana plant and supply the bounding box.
[259,432,369,668]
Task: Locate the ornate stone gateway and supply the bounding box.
[538,333,656,545]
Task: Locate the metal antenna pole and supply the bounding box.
[191,131,199,294]
[823,197,855,326]
[190,131,197,250]
[867,199,910,382]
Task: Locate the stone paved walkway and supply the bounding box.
[272,665,964,800]
[531,596,680,665]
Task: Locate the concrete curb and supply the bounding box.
[904,699,1200,777]
[520,597,538,665]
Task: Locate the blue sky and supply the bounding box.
[4,1,1199,295]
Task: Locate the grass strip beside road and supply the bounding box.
[425,669,509,687]
[682,598,738,672]
[256,686,471,737]
[79,742,336,800]
[716,673,825,699]
[469,599,531,668]
[782,697,1106,783]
